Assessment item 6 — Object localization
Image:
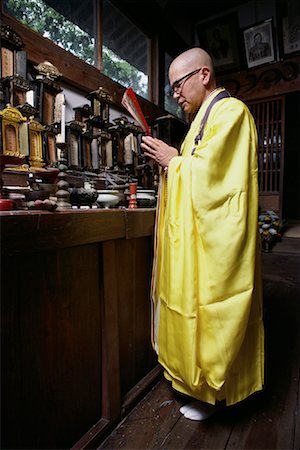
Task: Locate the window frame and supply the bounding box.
[1,0,164,119]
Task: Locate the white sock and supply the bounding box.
[179,400,218,421]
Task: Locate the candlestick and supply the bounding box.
[128,182,137,209]
[55,142,71,211]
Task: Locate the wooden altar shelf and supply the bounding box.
[1,209,157,449]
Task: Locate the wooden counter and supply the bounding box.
[1,209,157,449]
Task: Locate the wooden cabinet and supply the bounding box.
[1,209,157,449]
[248,96,285,216]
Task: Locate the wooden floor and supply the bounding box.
[98,249,300,450]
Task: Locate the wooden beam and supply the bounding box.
[217,55,300,101]
[95,0,103,71]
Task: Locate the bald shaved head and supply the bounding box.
[168,47,216,114]
[170,48,214,76]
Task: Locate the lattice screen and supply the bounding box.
[248,96,285,214]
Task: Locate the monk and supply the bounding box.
[141,48,264,421]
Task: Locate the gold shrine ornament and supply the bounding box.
[0,104,26,157]
[28,118,46,171]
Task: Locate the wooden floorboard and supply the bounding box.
[99,380,182,449]
[98,251,300,450]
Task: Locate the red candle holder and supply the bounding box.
[128,182,137,209]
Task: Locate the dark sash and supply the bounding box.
[191,90,231,155]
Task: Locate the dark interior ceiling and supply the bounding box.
[112,0,251,32]
[155,0,250,21]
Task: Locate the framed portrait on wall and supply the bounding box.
[243,19,275,68]
[283,16,300,55]
[195,13,240,73]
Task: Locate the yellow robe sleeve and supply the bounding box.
[159,97,261,393]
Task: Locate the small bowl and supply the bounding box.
[136,190,156,208]
[25,190,49,202]
[96,190,120,208]
[69,188,98,208]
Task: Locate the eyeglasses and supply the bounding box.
[170,67,202,96]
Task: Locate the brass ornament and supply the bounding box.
[34,61,62,81]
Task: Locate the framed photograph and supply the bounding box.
[243,19,275,68]
[195,13,240,73]
[283,16,300,55]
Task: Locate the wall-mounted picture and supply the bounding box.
[243,19,275,68]
[195,13,240,73]
[283,16,300,55]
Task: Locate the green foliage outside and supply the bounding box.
[102,49,147,97]
[4,0,147,97]
[165,92,184,119]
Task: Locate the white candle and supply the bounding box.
[55,133,62,144]
[69,133,79,166]
[60,100,66,143]
[124,133,133,165]
[106,140,113,167]
[26,90,34,106]
[55,94,66,143]
[132,134,138,153]
[91,138,99,169]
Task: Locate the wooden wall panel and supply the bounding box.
[259,194,280,213]
[101,240,121,420]
[132,237,155,382]
[115,237,155,397]
[115,239,136,395]
[1,244,102,449]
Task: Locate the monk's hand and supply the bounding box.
[141,136,178,169]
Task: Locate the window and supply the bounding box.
[164,53,185,120]
[102,0,149,99]
[4,0,150,100]
[4,0,96,65]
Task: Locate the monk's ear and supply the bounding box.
[201,67,211,86]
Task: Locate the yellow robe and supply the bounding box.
[151,88,264,406]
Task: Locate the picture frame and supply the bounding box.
[195,13,240,73]
[282,16,300,55]
[243,19,275,68]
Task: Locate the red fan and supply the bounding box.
[121,88,151,135]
